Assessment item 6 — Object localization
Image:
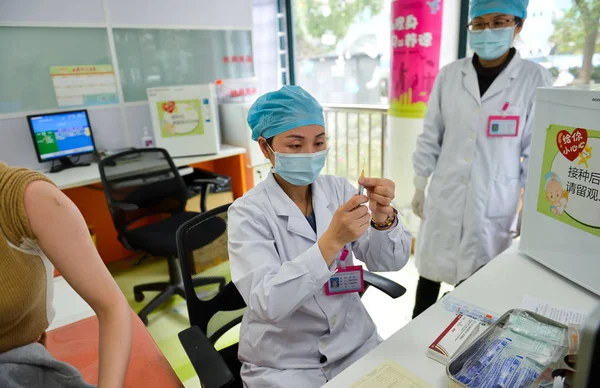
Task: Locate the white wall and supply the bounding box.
[0,0,105,24]
[106,0,252,28]
[0,0,254,170]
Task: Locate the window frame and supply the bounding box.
[458,0,470,59]
[280,0,295,85]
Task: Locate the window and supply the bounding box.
[0,27,111,114]
[113,29,254,102]
[462,0,599,86]
[291,0,390,104]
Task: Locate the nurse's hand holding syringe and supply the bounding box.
[358,176,396,225]
[318,194,369,266]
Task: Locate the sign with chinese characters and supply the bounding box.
[156,100,204,138]
[50,65,118,108]
[389,0,443,118]
[537,124,600,238]
[223,55,253,64]
[214,78,258,104]
[147,84,220,157]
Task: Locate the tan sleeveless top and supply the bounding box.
[0,162,55,353]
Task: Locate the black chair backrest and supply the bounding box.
[98,148,188,238]
[176,204,246,338]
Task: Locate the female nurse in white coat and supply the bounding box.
[411,0,553,318]
[228,85,412,387]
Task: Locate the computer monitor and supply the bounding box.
[27,110,96,173]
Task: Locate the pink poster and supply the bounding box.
[389,0,443,118]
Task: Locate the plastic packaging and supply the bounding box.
[506,358,543,388]
[506,311,566,347]
[505,332,562,366]
[467,347,524,388]
[481,355,523,388]
[448,310,567,388]
[443,296,500,324]
[567,324,580,357]
[456,337,512,385]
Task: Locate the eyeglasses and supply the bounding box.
[467,18,516,33]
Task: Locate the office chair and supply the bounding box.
[176,204,407,388]
[98,148,227,325]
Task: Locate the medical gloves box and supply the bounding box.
[428,314,484,365]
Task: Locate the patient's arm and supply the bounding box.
[24,181,132,388]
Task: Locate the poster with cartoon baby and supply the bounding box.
[544,172,568,216]
[537,125,600,239]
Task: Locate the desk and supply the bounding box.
[49,144,246,190]
[47,277,183,387]
[45,145,250,264]
[324,247,600,387]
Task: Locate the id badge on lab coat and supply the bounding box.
[487,116,520,137]
[325,248,364,295]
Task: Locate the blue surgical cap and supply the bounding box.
[247,85,325,141]
[470,0,528,19]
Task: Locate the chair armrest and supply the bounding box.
[363,271,407,299]
[179,326,234,388]
[191,178,222,187]
[188,179,223,212]
[113,202,139,211]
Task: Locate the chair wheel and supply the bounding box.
[134,291,145,302]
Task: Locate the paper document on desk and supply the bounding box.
[349,361,432,388]
[520,295,587,326]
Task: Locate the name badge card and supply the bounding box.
[325,266,364,295]
[488,116,520,137]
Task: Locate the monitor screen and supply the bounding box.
[27,110,96,162]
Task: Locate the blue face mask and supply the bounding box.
[269,146,329,186]
[469,26,515,61]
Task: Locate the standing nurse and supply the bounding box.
[411,0,552,318]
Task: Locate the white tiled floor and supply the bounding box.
[361,256,453,340]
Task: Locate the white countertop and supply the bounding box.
[43,144,246,190]
[324,247,600,387]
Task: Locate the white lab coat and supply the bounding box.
[228,172,412,387]
[413,54,553,286]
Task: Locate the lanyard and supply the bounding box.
[336,246,350,270]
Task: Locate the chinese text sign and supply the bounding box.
[50,65,118,108]
[537,124,600,238]
[389,0,443,119]
[157,100,205,138]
